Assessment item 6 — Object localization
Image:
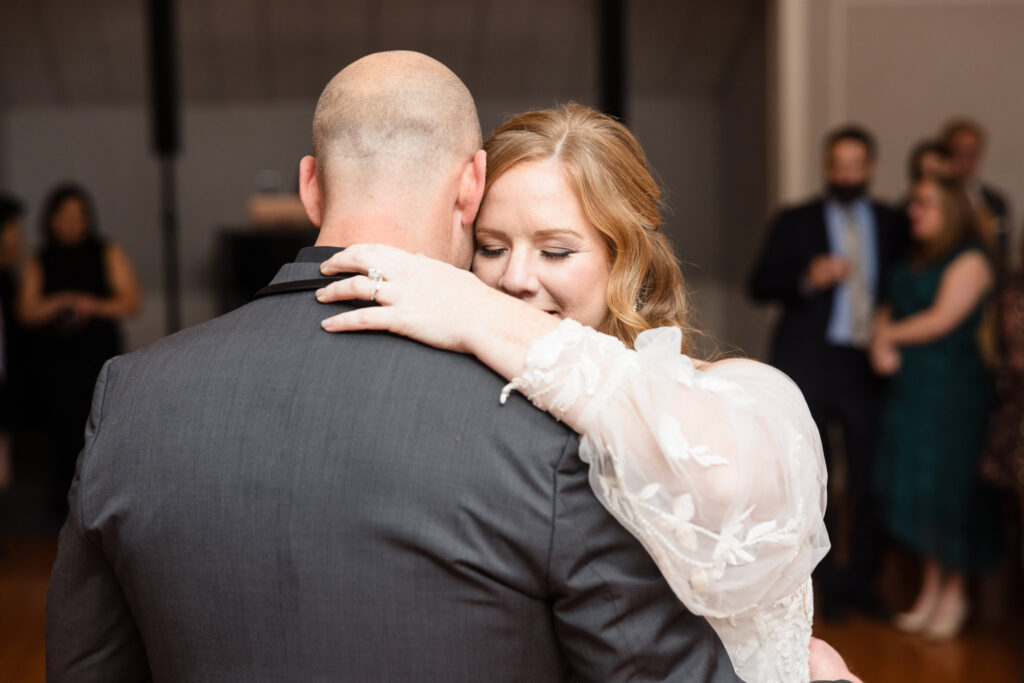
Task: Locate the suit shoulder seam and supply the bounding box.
[545,432,578,593]
[78,358,114,546]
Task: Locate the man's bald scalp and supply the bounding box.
[312,51,482,200]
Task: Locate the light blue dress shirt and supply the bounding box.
[824,197,877,347]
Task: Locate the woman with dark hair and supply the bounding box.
[907,139,953,185]
[313,104,831,682]
[871,176,999,640]
[18,183,140,511]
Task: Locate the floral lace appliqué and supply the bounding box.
[501,318,828,682]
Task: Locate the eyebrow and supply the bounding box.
[476,226,584,241]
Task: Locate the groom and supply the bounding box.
[47,51,855,682]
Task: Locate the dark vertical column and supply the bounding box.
[147,0,182,334]
[157,159,179,332]
[598,0,626,122]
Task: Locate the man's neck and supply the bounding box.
[825,195,869,209]
[314,216,458,266]
[314,216,410,250]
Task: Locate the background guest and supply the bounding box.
[907,139,954,185]
[748,125,908,621]
[908,136,1001,265]
[17,183,141,513]
[941,118,1012,264]
[982,233,1024,566]
[871,176,1001,641]
[0,192,25,494]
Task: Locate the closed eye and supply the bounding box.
[477,246,506,257]
[541,250,574,260]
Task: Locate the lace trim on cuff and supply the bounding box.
[499,319,633,429]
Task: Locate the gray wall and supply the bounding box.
[716,9,774,359]
[800,0,1023,254]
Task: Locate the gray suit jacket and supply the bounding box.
[46,247,740,682]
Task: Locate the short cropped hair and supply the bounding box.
[311,52,481,207]
[941,118,986,147]
[825,125,877,161]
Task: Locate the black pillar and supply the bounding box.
[147,0,182,334]
[157,158,180,333]
[598,0,626,123]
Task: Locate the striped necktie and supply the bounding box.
[844,208,872,347]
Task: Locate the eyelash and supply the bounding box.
[476,247,575,260]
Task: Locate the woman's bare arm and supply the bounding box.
[91,243,142,319]
[17,258,72,326]
[878,250,992,347]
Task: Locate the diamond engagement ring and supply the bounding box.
[367,267,384,302]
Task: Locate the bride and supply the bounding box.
[314,103,831,683]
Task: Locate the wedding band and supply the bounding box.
[367,267,384,302]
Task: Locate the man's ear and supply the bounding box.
[299,155,323,227]
[455,149,487,227]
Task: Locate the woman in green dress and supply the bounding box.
[871,175,999,641]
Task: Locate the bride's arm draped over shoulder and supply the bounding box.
[502,318,830,620]
[315,244,828,620]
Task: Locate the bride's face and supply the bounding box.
[471,159,611,328]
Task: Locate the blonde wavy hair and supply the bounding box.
[482,103,693,352]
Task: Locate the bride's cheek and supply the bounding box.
[478,262,507,290]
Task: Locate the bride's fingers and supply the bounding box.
[320,305,393,333]
[319,250,355,276]
[315,275,388,304]
[320,243,404,276]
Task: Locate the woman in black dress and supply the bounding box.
[18,183,140,512]
[0,193,25,492]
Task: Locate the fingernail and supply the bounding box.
[315,288,325,300]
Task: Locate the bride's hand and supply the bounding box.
[317,244,561,379]
[316,244,512,354]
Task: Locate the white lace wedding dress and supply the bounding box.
[501,320,830,683]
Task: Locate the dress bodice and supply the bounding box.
[887,242,989,359]
[40,238,112,297]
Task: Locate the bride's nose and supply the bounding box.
[497,250,540,298]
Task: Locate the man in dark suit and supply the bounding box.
[749,126,907,622]
[45,51,858,683]
[942,118,1013,264]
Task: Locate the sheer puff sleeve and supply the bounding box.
[501,319,830,621]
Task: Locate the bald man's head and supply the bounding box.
[311,51,482,210]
